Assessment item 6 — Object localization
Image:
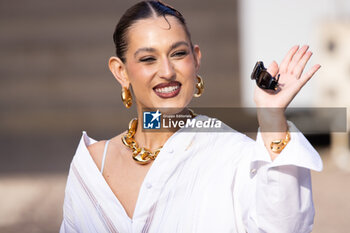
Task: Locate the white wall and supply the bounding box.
[238,0,350,107]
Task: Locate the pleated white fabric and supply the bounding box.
[60,115,322,233]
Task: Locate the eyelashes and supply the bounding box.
[139,50,189,63]
[139,57,156,62]
[173,50,188,57]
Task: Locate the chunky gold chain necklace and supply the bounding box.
[121,118,161,165]
[121,109,197,165]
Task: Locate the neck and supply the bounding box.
[133,107,192,151]
[134,129,173,152]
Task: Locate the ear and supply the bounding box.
[193,44,202,72]
[108,56,129,88]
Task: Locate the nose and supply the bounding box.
[158,57,176,80]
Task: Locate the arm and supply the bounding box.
[235,46,323,232]
[254,45,321,161]
[235,122,323,233]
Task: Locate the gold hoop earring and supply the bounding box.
[194,75,204,97]
[121,87,132,108]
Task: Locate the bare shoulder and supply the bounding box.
[87,131,127,171]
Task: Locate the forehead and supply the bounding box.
[126,16,189,52]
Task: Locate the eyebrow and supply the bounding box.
[133,41,190,58]
[170,41,189,51]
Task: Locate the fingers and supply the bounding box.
[279,45,299,73]
[293,50,313,79]
[287,45,309,73]
[266,61,279,77]
[298,64,321,88]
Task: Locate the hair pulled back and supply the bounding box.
[113,1,193,62]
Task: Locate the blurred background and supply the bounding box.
[0,0,349,232]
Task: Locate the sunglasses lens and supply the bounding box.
[251,61,278,90]
[257,72,271,88]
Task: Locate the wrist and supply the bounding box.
[270,130,291,153]
[257,108,288,133]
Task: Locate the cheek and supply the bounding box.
[179,55,197,73]
[175,56,197,86]
[127,64,154,87]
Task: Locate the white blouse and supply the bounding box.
[60,115,322,233]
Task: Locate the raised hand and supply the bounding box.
[254,45,321,109]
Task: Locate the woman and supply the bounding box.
[60,1,322,232]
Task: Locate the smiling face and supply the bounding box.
[110,15,201,114]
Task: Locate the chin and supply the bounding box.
[142,98,189,115]
[154,102,187,113]
[147,90,191,110]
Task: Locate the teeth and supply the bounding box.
[155,85,179,94]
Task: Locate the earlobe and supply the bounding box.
[108,56,130,87]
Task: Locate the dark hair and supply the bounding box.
[113,0,193,63]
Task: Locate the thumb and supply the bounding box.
[266,61,279,77]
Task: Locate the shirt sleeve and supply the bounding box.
[60,166,79,233]
[234,120,323,233]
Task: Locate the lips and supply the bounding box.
[153,81,181,98]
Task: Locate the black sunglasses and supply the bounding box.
[251,61,279,90]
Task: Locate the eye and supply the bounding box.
[172,50,188,57]
[139,56,156,63]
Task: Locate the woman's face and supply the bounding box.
[122,16,201,112]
